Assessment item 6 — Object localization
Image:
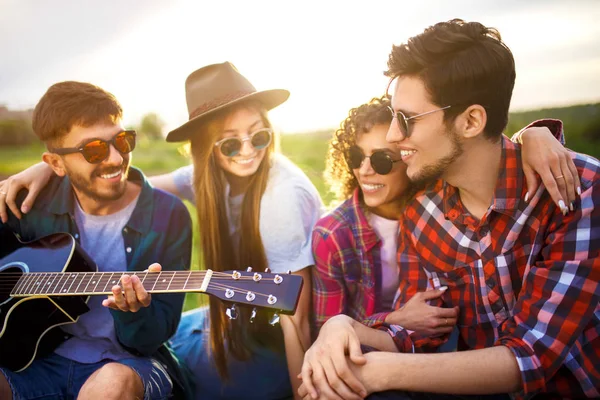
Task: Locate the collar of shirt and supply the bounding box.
[46,166,154,235]
[349,187,380,252]
[442,137,527,226]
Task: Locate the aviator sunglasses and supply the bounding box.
[347,146,401,175]
[214,128,273,157]
[50,130,136,164]
[385,77,451,138]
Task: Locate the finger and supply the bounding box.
[347,335,366,366]
[559,156,576,208]
[538,169,567,214]
[564,153,581,198]
[420,286,448,301]
[5,181,22,220]
[435,306,459,318]
[318,358,350,400]
[102,297,120,310]
[146,263,162,273]
[300,362,318,399]
[132,274,151,308]
[20,181,43,215]
[522,165,539,203]
[0,186,7,223]
[330,355,366,399]
[121,275,140,312]
[111,286,128,311]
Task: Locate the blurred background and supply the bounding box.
[1,0,599,309]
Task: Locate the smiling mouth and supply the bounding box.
[400,149,416,157]
[99,170,122,179]
[233,157,256,165]
[362,183,384,192]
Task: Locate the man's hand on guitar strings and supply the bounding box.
[102,263,162,312]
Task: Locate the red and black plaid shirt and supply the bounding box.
[384,134,600,398]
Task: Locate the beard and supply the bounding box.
[67,160,130,202]
[410,127,464,187]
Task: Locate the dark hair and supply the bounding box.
[325,96,392,201]
[386,19,515,139]
[32,81,122,145]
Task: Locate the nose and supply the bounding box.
[237,137,254,156]
[358,156,375,176]
[386,120,406,144]
[105,142,124,165]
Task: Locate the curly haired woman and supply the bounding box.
[311,96,575,339]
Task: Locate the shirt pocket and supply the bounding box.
[431,251,517,330]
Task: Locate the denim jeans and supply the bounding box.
[169,306,292,399]
[0,352,172,400]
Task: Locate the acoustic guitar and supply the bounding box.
[0,232,303,371]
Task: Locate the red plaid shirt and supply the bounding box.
[386,133,600,398]
[312,189,390,333]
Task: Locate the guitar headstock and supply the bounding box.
[204,269,303,315]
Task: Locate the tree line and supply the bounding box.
[1,104,599,159]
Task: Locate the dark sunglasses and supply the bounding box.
[214,128,273,157]
[50,130,136,164]
[347,146,401,175]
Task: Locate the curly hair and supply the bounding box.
[325,96,392,202]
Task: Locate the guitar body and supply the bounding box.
[0,233,95,371]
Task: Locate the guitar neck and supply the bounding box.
[11,270,213,296]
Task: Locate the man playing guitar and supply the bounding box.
[0,81,193,400]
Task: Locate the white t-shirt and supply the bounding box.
[367,212,400,309]
[172,153,324,273]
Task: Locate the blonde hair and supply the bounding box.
[189,101,282,378]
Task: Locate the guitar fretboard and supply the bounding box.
[11,271,210,296]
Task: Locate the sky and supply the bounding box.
[0,0,599,134]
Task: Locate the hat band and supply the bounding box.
[189,90,255,119]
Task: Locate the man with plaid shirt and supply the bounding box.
[299,19,599,400]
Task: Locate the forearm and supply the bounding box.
[367,346,521,394]
[148,173,180,197]
[350,318,398,352]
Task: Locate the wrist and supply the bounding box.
[363,352,396,393]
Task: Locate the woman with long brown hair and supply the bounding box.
[162,62,321,399]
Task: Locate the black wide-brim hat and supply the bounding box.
[166,62,290,142]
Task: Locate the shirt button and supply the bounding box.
[123,227,128,233]
[479,227,489,237]
[126,247,132,253]
[74,233,79,239]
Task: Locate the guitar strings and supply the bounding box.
[0,271,290,296]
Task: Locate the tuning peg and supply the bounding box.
[264,267,270,273]
[226,304,238,320]
[246,266,253,272]
[269,312,280,326]
[249,307,257,324]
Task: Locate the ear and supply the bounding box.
[42,152,67,177]
[456,105,487,139]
